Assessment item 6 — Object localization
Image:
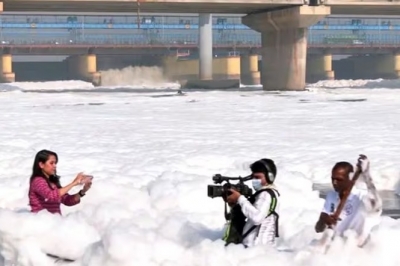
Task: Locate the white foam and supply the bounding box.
[100,66,181,90]
[240,84,263,88]
[0,80,94,92]
[0,80,399,265]
[308,78,400,89]
[0,66,182,93]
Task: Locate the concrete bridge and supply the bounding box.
[2,0,400,15]
[2,1,400,90]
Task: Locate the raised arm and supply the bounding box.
[360,170,382,213]
[358,155,382,214]
[62,181,91,206]
[31,174,82,203]
[61,193,81,206]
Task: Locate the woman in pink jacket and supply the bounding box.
[28,149,92,215]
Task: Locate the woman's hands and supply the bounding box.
[82,180,92,193]
[72,172,86,186]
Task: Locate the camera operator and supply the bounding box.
[225,158,280,247]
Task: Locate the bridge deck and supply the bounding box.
[3,0,400,15]
[2,0,302,14]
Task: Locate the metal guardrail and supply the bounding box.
[1,32,400,46]
[0,15,399,30]
[0,15,399,47]
[0,22,400,31]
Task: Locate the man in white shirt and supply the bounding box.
[226,158,280,248]
[314,155,382,247]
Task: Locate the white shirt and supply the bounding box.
[238,186,280,247]
[322,187,382,245]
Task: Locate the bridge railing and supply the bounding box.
[2,32,400,46]
[1,15,400,30]
[2,22,400,31]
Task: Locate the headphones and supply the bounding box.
[256,159,276,183]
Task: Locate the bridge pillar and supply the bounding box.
[199,13,213,80]
[306,53,334,83]
[0,53,16,83]
[242,6,330,90]
[393,53,400,78]
[67,54,101,86]
[375,54,400,79]
[240,54,261,85]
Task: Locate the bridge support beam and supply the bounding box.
[240,53,260,85]
[242,6,330,90]
[199,13,212,80]
[66,54,101,86]
[0,53,16,83]
[306,53,334,83]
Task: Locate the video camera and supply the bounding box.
[207,174,253,199]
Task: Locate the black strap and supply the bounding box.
[242,188,280,240]
[46,254,75,263]
[242,225,257,240]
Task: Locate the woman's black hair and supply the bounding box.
[30,149,61,189]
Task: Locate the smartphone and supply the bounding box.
[83,175,94,183]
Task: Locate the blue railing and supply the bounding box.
[1,16,400,46]
[2,33,400,46]
[0,14,400,30]
[1,22,400,31]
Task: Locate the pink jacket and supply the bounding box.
[29,176,80,214]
